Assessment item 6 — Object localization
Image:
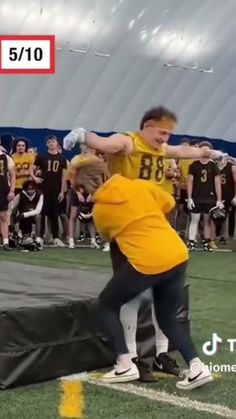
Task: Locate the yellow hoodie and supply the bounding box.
[93,175,188,275]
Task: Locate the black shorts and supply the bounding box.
[191,203,215,214]
[0,187,9,212]
[179,189,188,212]
[70,189,80,208]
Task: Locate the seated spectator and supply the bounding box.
[12,180,43,249]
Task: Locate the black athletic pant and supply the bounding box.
[98,261,198,365]
[42,191,60,239]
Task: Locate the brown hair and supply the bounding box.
[140,106,177,129]
[199,141,213,149]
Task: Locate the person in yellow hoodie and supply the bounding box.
[71,156,213,391]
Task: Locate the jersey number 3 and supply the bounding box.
[139,154,164,182]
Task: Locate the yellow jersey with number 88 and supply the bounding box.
[107,132,166,184]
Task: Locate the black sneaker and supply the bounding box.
[153,353,180,376]
[3,244,13,251]
[187,240,195,251]
[219,237,226,245]
[132,358,157,383]
[203,242,213,252]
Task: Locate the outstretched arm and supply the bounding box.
[165,144,226,160]
[63,128,133,154]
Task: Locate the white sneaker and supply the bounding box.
[100,362,139,383]
[53,238,66,247]
[68,239,75,249]
[176,363,213,390]
[90,239,100,249]
[63,128,87,150]
[103,242,110,252]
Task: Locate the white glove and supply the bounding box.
[210,150,228,161]
[63,127,87,150]
[216,200,224,209]
[231,196,236,206]
[187,198,195,210]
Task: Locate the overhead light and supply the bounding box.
[68,48,88,54]
[111,6,117,13]
[128,19,135,30]
[140,32,148,41]
[164,63,179,67]
[138,8,147,19]
[199,67,213,73]
[152,25,162,35]
[94,52,111,58]
[183,63,198,70]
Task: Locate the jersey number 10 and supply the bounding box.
[139,154,164,183]
[47,160,59,173]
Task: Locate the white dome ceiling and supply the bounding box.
[0,0,236,141]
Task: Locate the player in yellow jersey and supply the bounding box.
[64,106,226,380]
[63,106,225,179]
[11,138,35,194]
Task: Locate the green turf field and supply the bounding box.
[0,248,235,418]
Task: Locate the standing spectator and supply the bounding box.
[0,148,15,250]
[187,142,223,251]
[30,135,67,247]
[28,147,37,157]
[11,138,35,195]
[217,156,236,243]
[177,139,194,239]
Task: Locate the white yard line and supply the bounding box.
[87,379,236,418]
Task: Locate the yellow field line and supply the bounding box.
[59,379,84,418]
